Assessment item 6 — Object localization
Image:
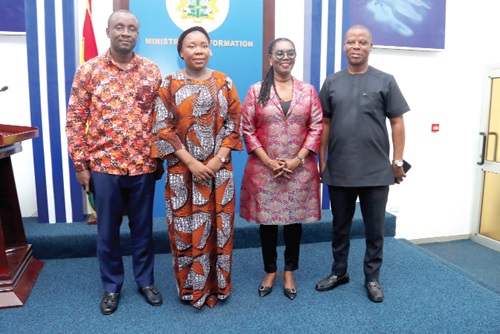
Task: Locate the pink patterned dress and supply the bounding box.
[240,78,323,225]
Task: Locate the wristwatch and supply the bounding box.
[392,159,404,168]
[218,155,229,163]
[297,154,305,164]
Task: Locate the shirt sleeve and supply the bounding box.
[386,76,410,118]
[241,84,263,154]
[319,77,333,118]
[151,77,184,159]
[221,76,244,151]
[66,65,91,172]
[302,85,324,154]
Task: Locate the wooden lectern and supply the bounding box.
[0,124,43,308]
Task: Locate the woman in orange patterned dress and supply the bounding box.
[151,26,243,309]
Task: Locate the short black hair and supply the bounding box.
[345,24,372,42]
[177,26,211,58]
[107,9,139,29]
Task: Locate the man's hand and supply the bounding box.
[392,164,406,184]
[76,170,91,194]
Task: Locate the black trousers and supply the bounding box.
[260,224,302,273]
[328,185,389,281]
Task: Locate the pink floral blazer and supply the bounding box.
[239,77,323,224]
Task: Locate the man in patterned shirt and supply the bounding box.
[66,10,163,315]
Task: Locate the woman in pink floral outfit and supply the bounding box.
[240,38,323,300]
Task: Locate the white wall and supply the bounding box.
[369,0,500,239]
[275,0,304,81]
[3,1,500,240]
[0,34,37,216]
[274,0,500,240]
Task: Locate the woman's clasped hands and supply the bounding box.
[268,157,301,179]
[188,159,216,182]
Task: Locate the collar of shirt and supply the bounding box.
[103,49,139,71]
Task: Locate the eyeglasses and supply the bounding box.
[272,50,297,60]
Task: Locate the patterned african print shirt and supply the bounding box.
[66,49,162,176]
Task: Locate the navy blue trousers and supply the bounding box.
[328,185,389,281]
[91,171,156,293]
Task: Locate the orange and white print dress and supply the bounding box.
[151,70,242,309]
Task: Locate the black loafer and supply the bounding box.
[284,287,297,300]
[139,285,163,306]
[100,292,120,315]
[315,272,350,291]
[366,281,384,302]
[258,285,273,297]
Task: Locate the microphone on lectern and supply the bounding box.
[0,86,8,92]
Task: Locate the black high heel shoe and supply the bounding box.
[258,285,273,297]
[258,272,277,297]
[282,271,297,300]
[283,287,297,300]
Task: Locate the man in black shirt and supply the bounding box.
[316,25,409,302]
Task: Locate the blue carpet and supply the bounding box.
[23,207,397,259]
[1,238,498,334]
[417,239,500,295]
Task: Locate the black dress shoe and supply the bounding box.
[366,281,384,302]
[283,288,297,300]
[315,272,350,291]
[100,292,120,315]
[258,285,273,297]
[139,285,163,306]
